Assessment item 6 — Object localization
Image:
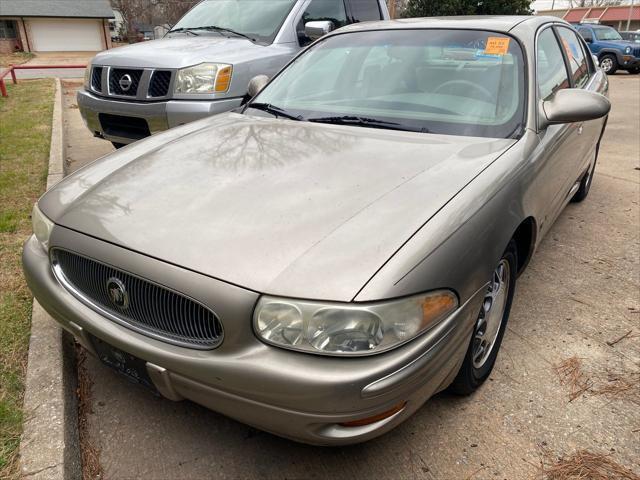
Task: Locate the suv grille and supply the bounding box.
[51,249,223,349]
[91,66,103,92]
[109,68,143,96]
[633,47,640,58]
[148,70,172,97]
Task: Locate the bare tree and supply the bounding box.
[568,0,623,7]
[111,0,199,41]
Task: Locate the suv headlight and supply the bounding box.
[32,204,54,252]
[83,65,91,89]
[625,46,632,54]
[253,291,458,356]
[174,63,233,94]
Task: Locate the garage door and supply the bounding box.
[27,18,103,52]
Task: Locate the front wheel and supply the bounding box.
[600,54,618,75]
[449,240,517,395]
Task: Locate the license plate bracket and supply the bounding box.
[89,334,158,394]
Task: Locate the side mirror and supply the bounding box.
[540,89,610,129]
[592,54,599,67]
[304,20,334,42]
[247,75,269,98]
[584,37,593,43]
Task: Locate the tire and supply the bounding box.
[571,160,596,203]
[449,240,518,395]
[628,67,640,75]
[111,142,126,149]
[599,54,618,75]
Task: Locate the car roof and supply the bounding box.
[337,15,567,34]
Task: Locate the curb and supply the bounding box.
[20,79,81,480]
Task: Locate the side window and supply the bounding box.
[349,0,383,22]
[557,27,590,88]
[537,28,570,100]
[577,27,593,43]
[297,0,348,46]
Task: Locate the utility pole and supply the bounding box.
[388,0,397,19]
[627,0,634,31]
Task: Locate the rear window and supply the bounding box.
[349,0,382,22]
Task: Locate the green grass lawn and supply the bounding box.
[0,78,54,478]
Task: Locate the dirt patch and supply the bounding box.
[76,347,103,480]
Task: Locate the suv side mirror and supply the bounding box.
[247,75,269,98]
[304,21,334,41]
[540,89,610,129]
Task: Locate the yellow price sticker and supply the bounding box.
[484,37,510,56]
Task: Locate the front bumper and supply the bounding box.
[23,227,483,445]
[77,88,244,145]
[621,55,640,69]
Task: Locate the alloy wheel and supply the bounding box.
[472,260,510,369]
[600,58,613,73]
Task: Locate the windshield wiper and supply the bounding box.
[168,27,200,36]
[248,103,303,121]
[190,25,256,42]
[308,116,428,133]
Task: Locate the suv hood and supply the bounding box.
[92,35,263,69]
[598,39,637,50]
[41,114,514,301]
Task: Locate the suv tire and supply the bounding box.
[600,54,618,74]
[629,67,640,75]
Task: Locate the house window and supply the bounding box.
[0,20,18,39]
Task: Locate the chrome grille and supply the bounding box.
[109,68,143,96]
[91,66,102,92]
[633,47,640,58]
[51,249,223,349]
[148,70,172,97]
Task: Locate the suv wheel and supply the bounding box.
[600,54,618,74]
[629,67,640,75]
[449,240,517,395]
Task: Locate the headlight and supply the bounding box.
[32,204,54,252]
[174,63,233,94]
[83,65,91,89]
[625,46,631,54]
[254,291,458,356]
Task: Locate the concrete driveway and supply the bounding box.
[61,75,640,479]
[14,52,97,80]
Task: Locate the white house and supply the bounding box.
[0,0,114,53]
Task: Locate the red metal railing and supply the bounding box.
[0,64,87,97]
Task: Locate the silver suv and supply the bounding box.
[78,0,389,147]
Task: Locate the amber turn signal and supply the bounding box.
[215,66,233,92]
[339,401,407,427]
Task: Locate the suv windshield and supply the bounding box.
[593,26,623,41]
[171,0,296,44]
[250,29,525,139]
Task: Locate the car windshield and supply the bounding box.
[250,29,526,139]
[171,0,296,44]
[593,26,623,41]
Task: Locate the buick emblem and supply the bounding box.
[106,277,129,309]
[119,74,133,92]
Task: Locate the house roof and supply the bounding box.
[0,0,115,19]
[538,6,640,24]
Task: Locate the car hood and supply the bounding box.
[92,35,264,69]
[41,113,514,301]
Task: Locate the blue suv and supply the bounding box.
[576,24,640,74]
